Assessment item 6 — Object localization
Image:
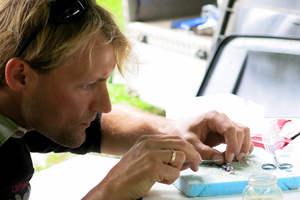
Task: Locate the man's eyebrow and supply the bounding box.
[96,76,110,82]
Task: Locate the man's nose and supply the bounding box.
[89,87,112,113]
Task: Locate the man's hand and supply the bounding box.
[83,135,201,200]
[95,105,253,199]
[171,110,254,165]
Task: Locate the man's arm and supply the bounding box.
[100,104,173,156]
[100,104,253,162]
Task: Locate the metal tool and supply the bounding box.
[261,148,293,170]
[261,122,293,170]
[184,159,223,165]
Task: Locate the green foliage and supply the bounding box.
[108,83,166,116]
[34,153,77,172]
[96,0,125,30]
[93,1,165,115]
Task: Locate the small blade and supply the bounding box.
[200,159,223,164]
[184,159,223,165]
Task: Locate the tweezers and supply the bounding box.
[184,159,223,165]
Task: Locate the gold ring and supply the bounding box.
[169,149,176,164]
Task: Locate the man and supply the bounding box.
[0,0,253,199]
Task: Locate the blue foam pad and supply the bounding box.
[173,147,300,197]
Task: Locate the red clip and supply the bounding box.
[251,134,292,150]
[251,119,292,150]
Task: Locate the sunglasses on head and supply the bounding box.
[14,0,87,58]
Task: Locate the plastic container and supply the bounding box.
[242,173,283,200]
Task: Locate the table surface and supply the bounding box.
[30,153,300,200]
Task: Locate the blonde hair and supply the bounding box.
[0,0,135,87]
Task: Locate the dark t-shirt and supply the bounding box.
[0,112,102,200]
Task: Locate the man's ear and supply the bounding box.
[5,58,32,91]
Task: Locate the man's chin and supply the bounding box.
[54,131,86,148]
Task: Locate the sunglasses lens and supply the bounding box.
[50,0,87,23]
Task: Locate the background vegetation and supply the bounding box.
[97,0,165,116]
[97,0,125,30]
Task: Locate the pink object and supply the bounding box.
[274,119,292,130]
[251,119,292,150]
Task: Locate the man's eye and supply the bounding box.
[83,84,91,89]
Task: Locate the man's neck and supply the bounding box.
[0,89,30,130]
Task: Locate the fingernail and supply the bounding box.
[245,151,250,157]
[237,152,245,161]
[195,164,199,172]
[227,153,235,163]
[212,155,224,162]
[191,162,199,172]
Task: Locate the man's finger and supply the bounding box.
[222,125,239,162]
[137,135,201,171]
[205,112,252,162]
[192,140,224,165]
[236,125,251,160]
[167,150,186,169]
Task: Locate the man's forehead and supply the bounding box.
[75,34,114,60]
[59,37,116,79]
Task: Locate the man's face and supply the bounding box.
[23,36,115,147]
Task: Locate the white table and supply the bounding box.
[30,154,300,200]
